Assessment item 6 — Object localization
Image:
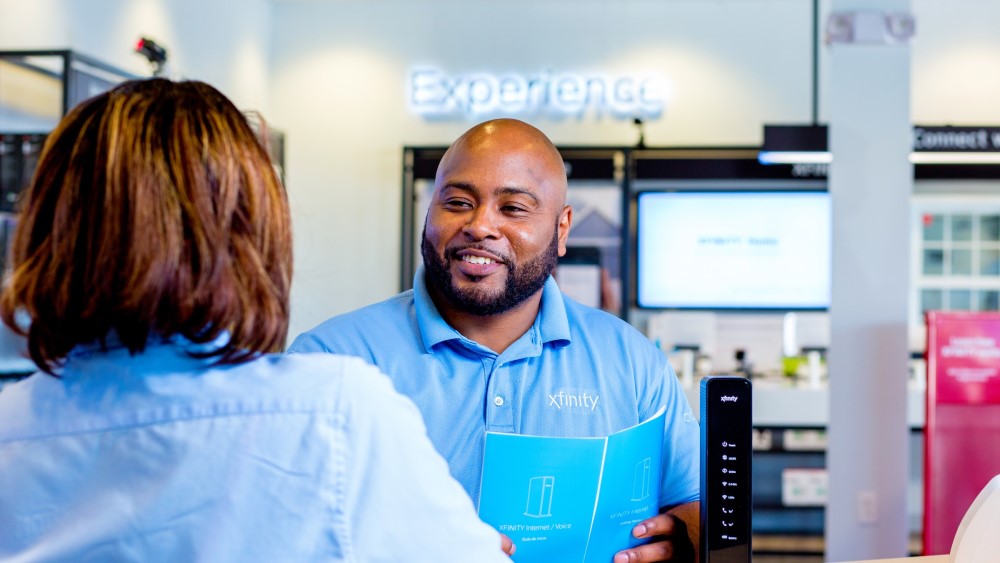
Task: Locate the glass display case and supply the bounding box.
[1,50,137,130]
[0,50,137,208]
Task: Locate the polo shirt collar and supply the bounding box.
[413,265,571,354]
[413,267,463,352]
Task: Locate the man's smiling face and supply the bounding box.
[421,119,571,317]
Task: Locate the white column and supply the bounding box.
[825,2,913,561]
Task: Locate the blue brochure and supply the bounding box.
[478,407,666,563]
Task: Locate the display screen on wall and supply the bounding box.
[636,190,831,310]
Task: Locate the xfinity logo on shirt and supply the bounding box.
[548,390,600,411]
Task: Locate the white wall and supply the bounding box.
[911,0,1000,125]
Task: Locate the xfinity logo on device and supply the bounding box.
[409,68,668,120]
[720,395,739,403]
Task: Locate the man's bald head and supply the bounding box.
[436,118,568,206]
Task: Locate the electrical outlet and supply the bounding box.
[858,491,878,524]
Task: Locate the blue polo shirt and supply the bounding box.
[289,268,699,509]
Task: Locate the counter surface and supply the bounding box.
[837,556,947,563]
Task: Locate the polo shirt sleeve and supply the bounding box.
[336,359,511,562]
[654,360,700,508]
[287,330,333,354]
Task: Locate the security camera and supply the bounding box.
[135,37,168,76]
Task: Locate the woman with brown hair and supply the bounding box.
[0,79,510,562]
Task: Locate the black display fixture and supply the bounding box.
[758,0,830,165]
[758,124,830,165]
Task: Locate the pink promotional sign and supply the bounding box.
[927,311,1000,405]
[924,311,1000,555]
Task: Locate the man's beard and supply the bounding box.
[421,225,560,316]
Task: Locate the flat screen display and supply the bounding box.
[637,190,831,310]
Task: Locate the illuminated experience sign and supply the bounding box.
[409,68,668,120]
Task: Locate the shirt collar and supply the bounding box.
[413,265,571,353]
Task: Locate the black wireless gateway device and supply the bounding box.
[700,376,752,562]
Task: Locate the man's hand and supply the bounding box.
[500,532,516,556]
[613,501,700,562]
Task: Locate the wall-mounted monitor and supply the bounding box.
[636,190,831,310]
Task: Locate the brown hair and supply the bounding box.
[0,78,292,373]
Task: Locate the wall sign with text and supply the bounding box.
[409,68,669,120]
[913,126,1000,152]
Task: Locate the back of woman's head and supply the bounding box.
[0,78,292,373]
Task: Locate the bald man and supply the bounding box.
[290,119,700,562]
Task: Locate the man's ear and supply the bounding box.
[557,205,573,257]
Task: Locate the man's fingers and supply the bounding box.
[613,539,675,563]
[615,514,694,562]
[499,532,516,556]
[632,513,683,539]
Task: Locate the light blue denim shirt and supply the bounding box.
[290,268,700,509]
[0,337,509,562]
